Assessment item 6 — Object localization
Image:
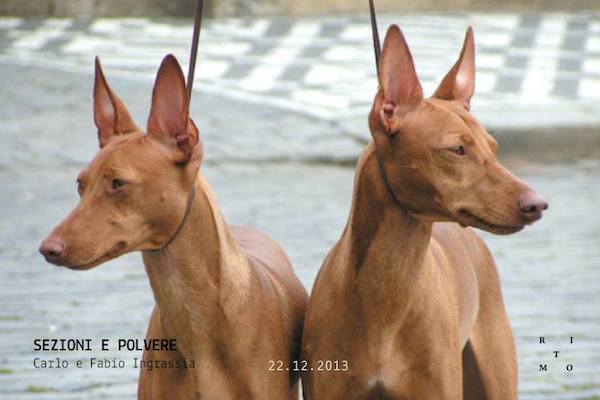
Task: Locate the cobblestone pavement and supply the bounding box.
[0,18,599,400]
[2,13,600,134]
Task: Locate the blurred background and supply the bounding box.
[0,0,599,399]
[2,0,600,17]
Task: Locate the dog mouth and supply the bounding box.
[457,209,524,235]
[58,241,128,271]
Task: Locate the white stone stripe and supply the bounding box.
[11,19,71,51]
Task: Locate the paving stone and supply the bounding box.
[1,13,600,124]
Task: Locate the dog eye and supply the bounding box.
[111,178,127,190]
[449,146,466,156]
[76,179,83,195]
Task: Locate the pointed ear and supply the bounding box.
[378,25,423,132]
[433,26,475,109]
[147,54,199,163]
[93,57,139,148]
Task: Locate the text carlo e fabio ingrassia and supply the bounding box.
[32,338,194,370]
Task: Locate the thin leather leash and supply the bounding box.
[162,187,197,250]
[187,0,205,102]
[369,0,382,81]
[161,0,203,249]
[369,0,401,205]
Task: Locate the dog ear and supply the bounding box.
[93,57,139,148]
[433,26,475,109]
[147,54,199,163]
[378,25,423,132]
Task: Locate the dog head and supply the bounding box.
[39,55,202,269]
[368,26,547,234]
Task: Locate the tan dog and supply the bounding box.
[39,55,308,399]
[301,26,547,399]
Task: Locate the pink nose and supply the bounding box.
[518,191,548,222]
[39,239,65,263]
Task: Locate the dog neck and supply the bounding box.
[342,143,433,307]
[142,174,251,358]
